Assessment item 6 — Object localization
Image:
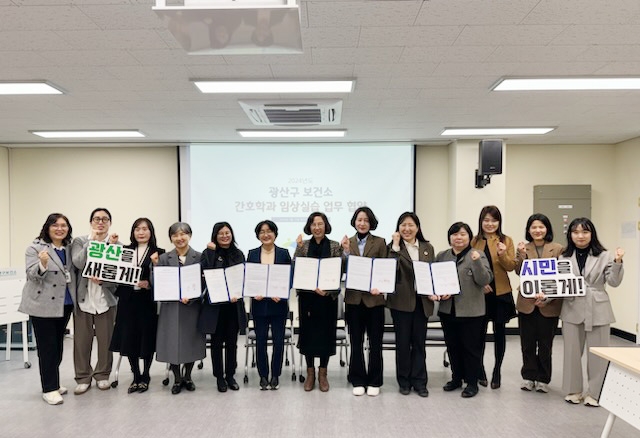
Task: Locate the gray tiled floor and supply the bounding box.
[0,335,638,438]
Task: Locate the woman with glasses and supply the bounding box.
[560,218,624,407]
[471,205,517,390]
[155,222,205,395]
[247,220,292,390]
[71,208,120,395]
[295,212,343,392]
[19,213,76,405]
[199,222,247,392]
[109,218,165,393]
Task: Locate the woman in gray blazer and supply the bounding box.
[19,213,77,405]
[436,222,493,398]
[560,217,624,407]
[154,222,206,395]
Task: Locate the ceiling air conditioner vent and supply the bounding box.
[239,99,342,126]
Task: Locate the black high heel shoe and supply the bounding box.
[490,370,501,390]
[478,368,488,387]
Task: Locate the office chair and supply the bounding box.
[243,311,296,383]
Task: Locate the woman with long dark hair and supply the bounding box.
[386,211,435,397]
[109,218,165,393]
[560,217,624,407]
[515,214,563,393]
[19,213,76,405]
[199,221,247,392]
[471,205,517,390]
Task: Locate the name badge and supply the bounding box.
[64,270,72,284]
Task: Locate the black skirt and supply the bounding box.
[110,286,158,358]
[297,291,338,357]
[484,291,516,323]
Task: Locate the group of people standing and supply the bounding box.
[20,205,624,407]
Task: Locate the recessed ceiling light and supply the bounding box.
[0,81,63,95]
[237,130,346,138]
[492,77,640,91]
[193,80,355,93]
[441,128,554,136]
[31,130,145,139]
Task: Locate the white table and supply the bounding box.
[0,273,31,368]
[590,347,640,438]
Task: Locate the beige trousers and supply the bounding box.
[73,306,117,384]
[561,321,609,398]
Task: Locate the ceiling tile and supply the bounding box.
[415,0,539,25]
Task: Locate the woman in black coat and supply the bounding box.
[109,218,164,393]
[295,212,343,392]
[200,221,247,392]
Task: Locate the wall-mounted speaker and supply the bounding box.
[478,139,503,175]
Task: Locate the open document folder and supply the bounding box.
[292,257,341,291]
[243,263,292,299]
[412,260,461,296]
[345,255,397,293]
[153,264,202,301]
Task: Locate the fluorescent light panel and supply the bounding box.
[493,77,640,91]
[237,130,346,138]
[0,82,63,95]
[194,80,354,93]
[31,130,145,139]
[441,128,554,136]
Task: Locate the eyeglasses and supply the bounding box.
[92,217,110,224]
[258,230,274,236]
[50,224,68,229]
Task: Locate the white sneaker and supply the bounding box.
[564,393,582,404]
[74,383,90,395]
[535,382,549,393]
[43,391,64,405]
[520,380,535,391]
[96,380,111,390]
[367,386,380,397]
[352,386,366,396]
[58,386,67,395]
[584,395,600,407]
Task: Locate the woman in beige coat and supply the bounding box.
[471,205,517,389]
[515,214,563,394]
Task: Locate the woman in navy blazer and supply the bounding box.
[247,220,292,391]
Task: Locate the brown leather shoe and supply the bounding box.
[318,367,329,392]
[304,367,315,391]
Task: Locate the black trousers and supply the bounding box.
[391,299,427,389]
[253,314,287,378]
[211,303,240,379]
[518,308,558,384]
[31,305,73,393]
[440,313,484,387]
[346,303,384,388]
